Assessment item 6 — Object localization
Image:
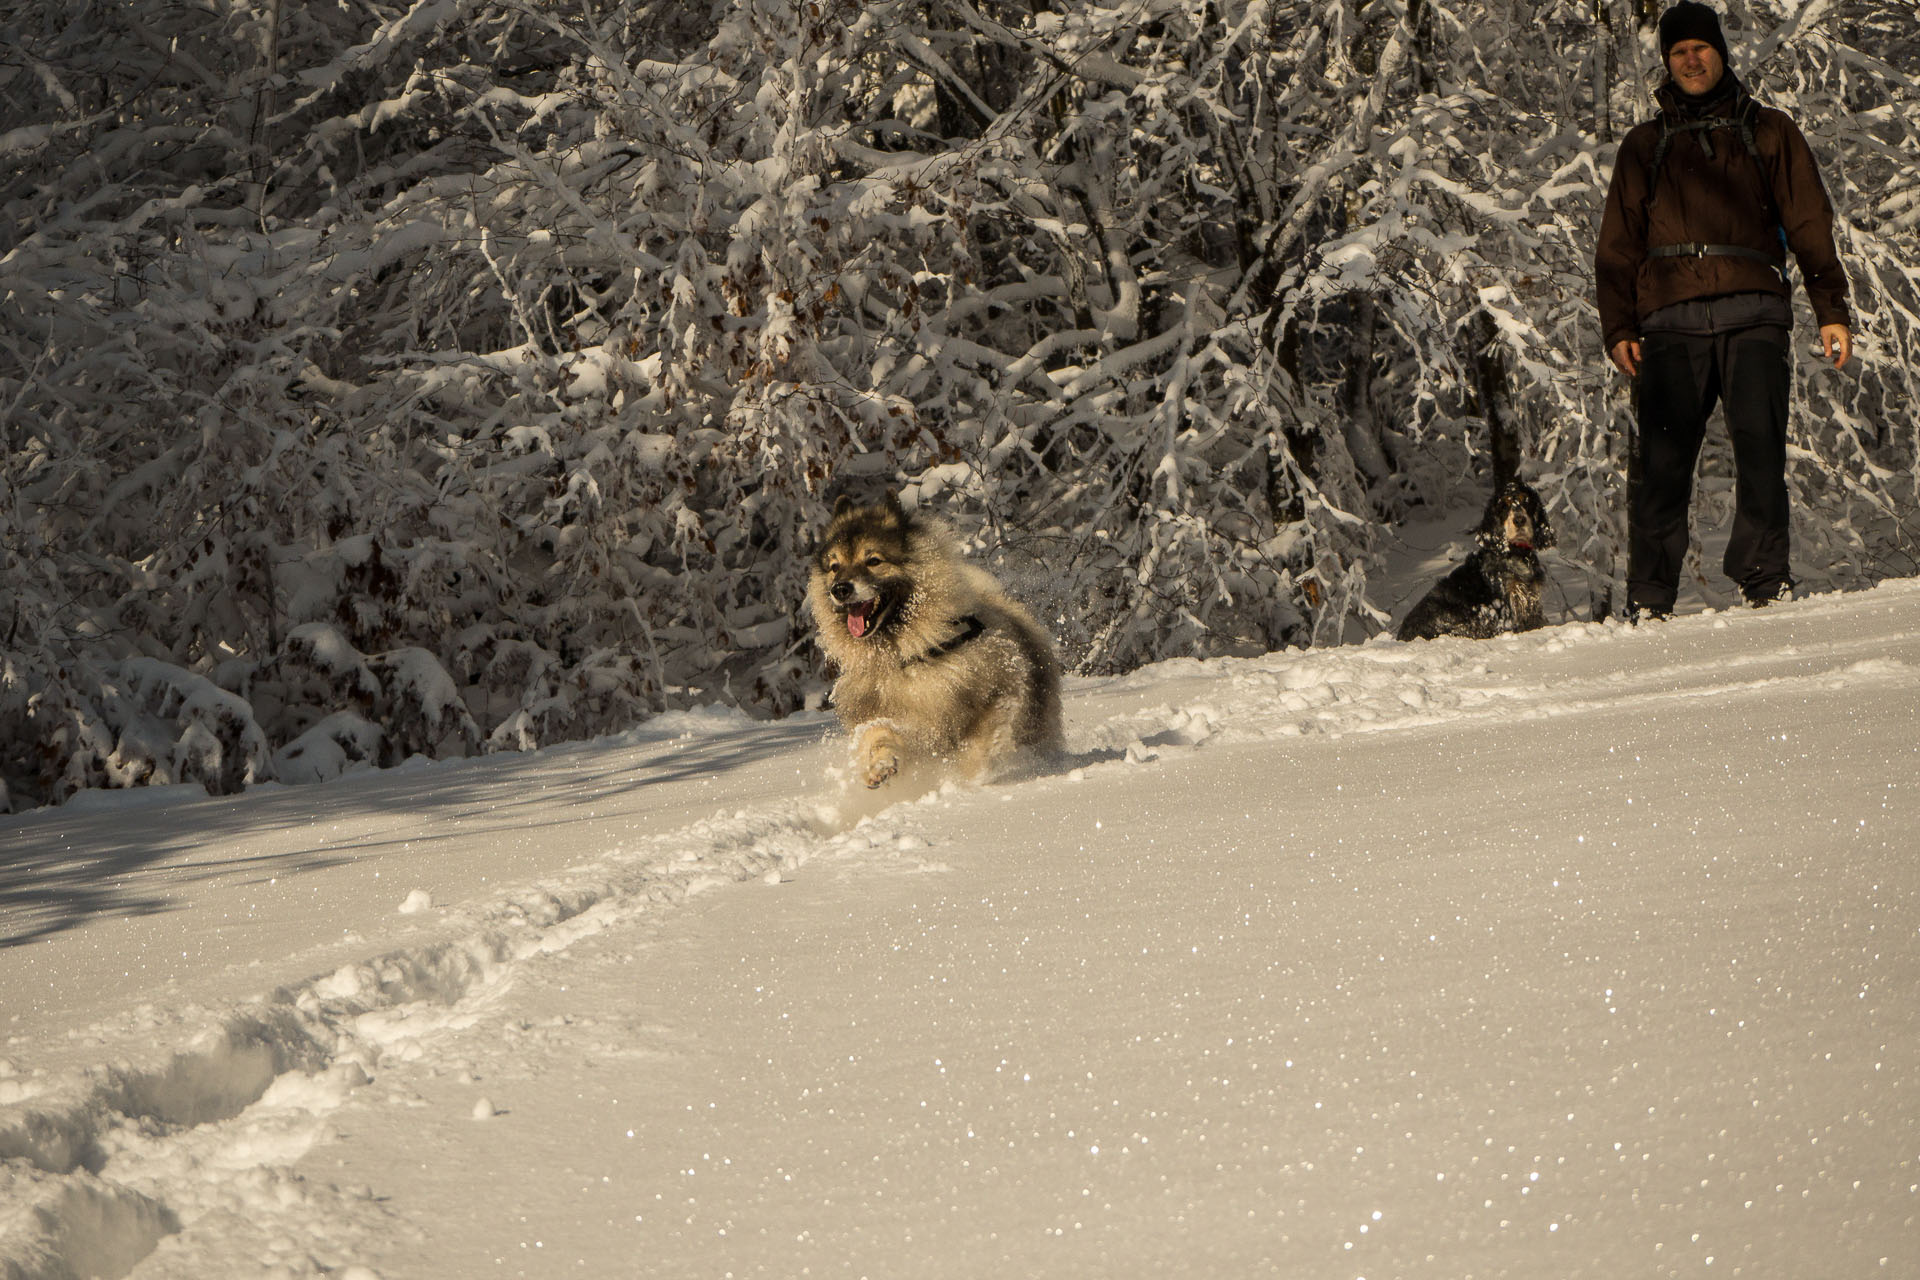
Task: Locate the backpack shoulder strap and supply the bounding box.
[1645,101,1775,213]
[1648,114,1678,182]
[1734,97,1782,224]
[1648,115,1719,185]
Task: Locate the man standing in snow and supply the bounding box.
[1595,0,1851,621]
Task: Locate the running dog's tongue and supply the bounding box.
[847,602,873,638]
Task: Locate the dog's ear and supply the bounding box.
[832,494,854,518]
[880,491,909,527]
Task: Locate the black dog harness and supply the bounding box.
[904,614,986,665]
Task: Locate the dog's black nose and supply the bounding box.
[831,580,854,602]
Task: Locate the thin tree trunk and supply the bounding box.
[1471,310,1522,485]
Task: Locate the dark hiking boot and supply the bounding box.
[1742,579,1795,608]
[1625,602,1671,626]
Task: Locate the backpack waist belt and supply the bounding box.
[1648,242,1784,269]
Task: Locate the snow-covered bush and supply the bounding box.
[102,660,272,797]
[272,713,383,787]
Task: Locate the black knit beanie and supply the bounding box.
[1659,2,1731,65]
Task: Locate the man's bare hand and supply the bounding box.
[1820,323,1851,370]
[1609,338,1642,378]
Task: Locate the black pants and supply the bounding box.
[1629,325,1792,611]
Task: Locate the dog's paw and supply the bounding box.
[863,750,899,789]
[853,720,906,789]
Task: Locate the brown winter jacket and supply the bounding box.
[1596,75,1850,351]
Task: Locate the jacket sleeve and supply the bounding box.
[1765,109,1851,329]
[1595,127,1652,353]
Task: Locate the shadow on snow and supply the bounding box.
[0,717,830,949]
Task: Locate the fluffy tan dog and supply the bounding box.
[807,494,1064,788]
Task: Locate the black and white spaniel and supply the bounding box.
[1397,481,1554,642]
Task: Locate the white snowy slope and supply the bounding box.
[3,582,1918,1280]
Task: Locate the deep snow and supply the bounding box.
[3,574,1918,1279]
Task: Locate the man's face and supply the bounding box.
[1667,38,1725,95]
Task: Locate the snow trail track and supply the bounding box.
[4,583,1919,1278]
